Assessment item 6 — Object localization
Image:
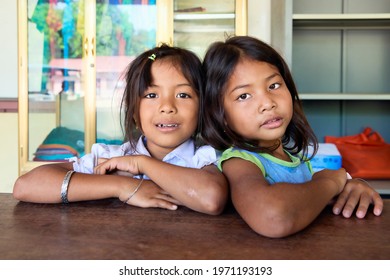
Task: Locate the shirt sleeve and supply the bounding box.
[192,145,220,169]
[70,142,130,174]
[218,147,266,176]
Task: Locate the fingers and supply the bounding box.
[94,160,112,174]
[336,189,360,218]
[332,182,351,215]
[97,158,108,165]
[332,179,384,219]
[354,192,370,219]
[155,193,182,205]
[354,191,383,218]
[125,186,180,210]
[372,192,384,217]
[154,200,178,211]
[132,197,178,211]
[352,183,383,218]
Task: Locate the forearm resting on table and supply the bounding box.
[224,160,342,238]
[13,163,132,203]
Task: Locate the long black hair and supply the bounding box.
[201,36,318,159]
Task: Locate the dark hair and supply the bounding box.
[121,44,204,150]
[201,36,318,159]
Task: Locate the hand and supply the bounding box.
[94,155,143,176]
[332,178,383,218]
[94,157,135,177]
[120,179,182,211]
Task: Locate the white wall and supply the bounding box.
[0,0,17,98]
[0,113,18,193]
[0,0,18,193]
[247,0,292,65]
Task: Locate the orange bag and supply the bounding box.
[325,127,390,179]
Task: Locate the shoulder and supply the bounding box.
[219,147,266,175]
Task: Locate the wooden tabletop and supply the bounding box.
[0,193,389,260]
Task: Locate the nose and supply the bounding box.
[258,94,276,113]
[159,95,177,114]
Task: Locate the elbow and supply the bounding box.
[203,198,226,216]
[200,182,229,215]
[250,215,295,239]
[244,206,297,238]
[13,175,28,201]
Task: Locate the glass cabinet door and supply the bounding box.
[19,0,88,173]
[95,1,157,146]
[173,0,247,57]
[18,0,158,174]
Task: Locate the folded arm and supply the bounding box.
[13,162,180,210]
[222,158,347,238]
[94,155,229,215]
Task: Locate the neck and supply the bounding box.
[270,145,291,162]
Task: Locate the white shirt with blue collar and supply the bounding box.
[70,136,219,179]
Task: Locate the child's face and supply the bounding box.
[223,58,293,148]
[139,60,199,159]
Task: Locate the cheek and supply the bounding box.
[283,97,294,120]
[138,105,152,128]
[224,109,246,131]
[187,101,199,118]
[189,107,200,128]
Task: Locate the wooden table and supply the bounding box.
[0,193,389,260]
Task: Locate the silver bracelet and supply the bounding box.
[61,170,75,204]
[123,178,144,204]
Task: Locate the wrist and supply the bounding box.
[117,176,133,200]
[136,155,149,176]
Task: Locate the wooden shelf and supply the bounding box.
[174,12,235,20]
[293,13,390,29]
[293,13,390,20]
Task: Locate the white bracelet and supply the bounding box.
[61,171,75,204]
[123,178,144,204]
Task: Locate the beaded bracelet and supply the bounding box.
[123,178,144,204]
[61,170,75,204]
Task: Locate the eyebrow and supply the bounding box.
[229,72,281,94]
[148,82,192,88]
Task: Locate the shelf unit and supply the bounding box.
[289,0,390,142]
[173,0,247,57]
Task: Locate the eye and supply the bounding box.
[269,83,281,91]
[176,92,191,99]
[144,92,157,98]
[237,93,251,101]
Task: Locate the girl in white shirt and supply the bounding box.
[13,44,228,215]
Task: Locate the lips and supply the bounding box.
[261,117,283,128]
[263,118,281,125]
